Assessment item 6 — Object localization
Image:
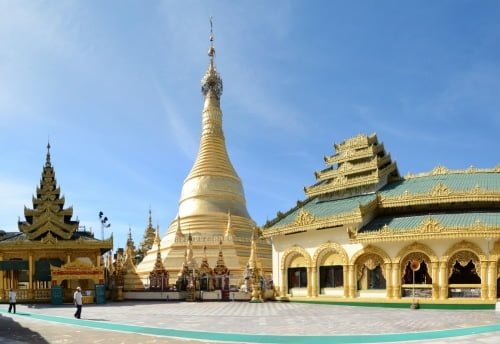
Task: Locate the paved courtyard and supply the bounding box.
[0,301,499,343]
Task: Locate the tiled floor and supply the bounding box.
[0,301,499,343]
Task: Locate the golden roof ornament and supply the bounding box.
[175,215,184,239]
[201,16,223,98]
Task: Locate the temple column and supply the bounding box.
[488,260,497,300]
[431,262,439,300]
[28,254,34,299]
[480,261,488,300]
[343,265,349,297]
[0,255,3,300]
[391,263,401,299]
[311,266,318,297]
[347,265,356,298]
[306,267,312,297]
[439,261,448,300]
[97,254,101,268]
[384,262,392,299]
[67,253,71,264]
[280,268,287,297]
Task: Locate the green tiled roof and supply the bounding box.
[268,194,376,228]
[380,172,500,197]
[360,212,500,233]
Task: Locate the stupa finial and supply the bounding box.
[201,16,223,98]
[45,140,52,167]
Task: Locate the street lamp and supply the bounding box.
[99,211,111,240]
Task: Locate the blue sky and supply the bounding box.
[0,1,499,250]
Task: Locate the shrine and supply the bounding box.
[0,144,112,304]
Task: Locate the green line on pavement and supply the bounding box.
[1,308,499,343]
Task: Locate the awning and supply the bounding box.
[0,260,29,270]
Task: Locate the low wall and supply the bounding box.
[124,291,184,301]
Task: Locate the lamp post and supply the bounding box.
[99,211,111,241]
[410,260,420,309]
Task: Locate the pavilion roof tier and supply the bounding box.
[352,212,500,243]
[305,134,399,199]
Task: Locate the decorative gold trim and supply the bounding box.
[404,165,500,179]
[312,242,348,267]
[394,242,438,264]
[280,245,312,270]
[351,217,499,243]
[442,240,486,262]
[379,185,500,208]
[350,245,391,266]
[293,209,315,226]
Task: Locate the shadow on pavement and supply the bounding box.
[0,313,49,344]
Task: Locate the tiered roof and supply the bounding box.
[263,134,500,243]
[18,143,79,240]
[305,134,399,198]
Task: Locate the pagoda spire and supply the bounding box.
[45,141,52,167]
[179,17,250,219]
[175,215,185,239]
[18,143,79,240]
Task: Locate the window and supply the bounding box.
[319,266,343,288]
[288,267,307,290]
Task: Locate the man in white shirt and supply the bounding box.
[73,286,83,319]
[8,288,16,314]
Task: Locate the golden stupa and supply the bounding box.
[136,24,271,286]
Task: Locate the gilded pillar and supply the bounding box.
[97,254,101,268]
[480,261,488,300]
[343,265,349,298]
[391,263,401,299]
[306,267,312,297]
[384,262,392,299]
[487,260,497,300]
[347,265,356,298]
[0,255,3,299]
[431,262,439,300]
[29,254,34,298]
[439,261,448,299]
[280,268,287,297]
[311,266,318,297]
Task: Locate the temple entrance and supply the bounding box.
[401,258,432,298]
[355,253,386,297]
[448,251,481,298]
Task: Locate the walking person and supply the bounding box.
[8,288,16,314]
[73,286,83,319]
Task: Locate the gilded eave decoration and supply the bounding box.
[262,201,377,238]
[0,237,113,250]
[351,217,500,243]
[404,165,500,179]
[379,183,500,208]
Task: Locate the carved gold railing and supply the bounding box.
[325,144,384,165]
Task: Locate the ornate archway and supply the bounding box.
[396,242,437,299]
[280,246,312,297]
[350,245,391,298]
[443,241,485,299]
[312,242,348,297]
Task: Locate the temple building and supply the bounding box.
[136,26,271,288]
[0,144,112,303]
[263,133,500,306]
